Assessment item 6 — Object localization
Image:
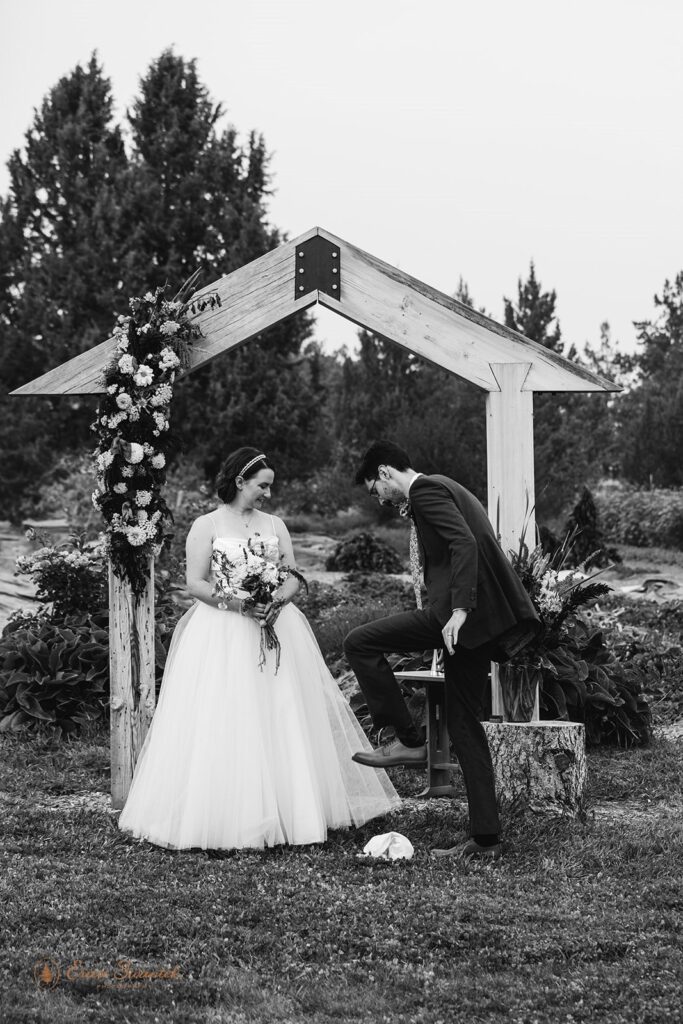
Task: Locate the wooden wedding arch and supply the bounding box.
[13,226,619,807]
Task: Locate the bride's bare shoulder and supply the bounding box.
[187,510,218,537]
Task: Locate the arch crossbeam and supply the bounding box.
[11,226,618,397]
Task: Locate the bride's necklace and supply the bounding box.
[226,504,257,531]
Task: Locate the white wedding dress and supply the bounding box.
[118,529,400,850]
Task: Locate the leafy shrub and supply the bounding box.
[0,612,109,736]
[17,451,101,534]
[596,482,683,550]
[16,532,107,619]
[538,621,653,747]
[298,574,415,670]
[276,464,356,516]
[325,532,406,573]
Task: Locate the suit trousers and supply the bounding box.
[344,608,501,836]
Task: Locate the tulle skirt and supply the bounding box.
[117,600,400,850]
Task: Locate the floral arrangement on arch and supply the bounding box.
[91,272,220,595]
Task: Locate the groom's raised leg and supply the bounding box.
[344,609,441,751]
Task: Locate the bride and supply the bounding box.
[118,446,400,850]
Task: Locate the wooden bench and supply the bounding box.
[394,650,460,798]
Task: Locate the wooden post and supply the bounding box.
[486,363,537,720]
[109,558,156,809]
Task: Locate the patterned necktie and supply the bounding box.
[399,500,423,609]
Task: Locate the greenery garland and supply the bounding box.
[91,272,220,595]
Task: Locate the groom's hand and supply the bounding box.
[442,609,468,656]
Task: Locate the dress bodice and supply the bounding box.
[211,535,280,564]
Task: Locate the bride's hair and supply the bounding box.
[215,447,271,503]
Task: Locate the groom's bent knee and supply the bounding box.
[343,622,372,658]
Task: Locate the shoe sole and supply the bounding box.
[352,752,428,768]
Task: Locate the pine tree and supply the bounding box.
[503,263,577,518]
[0,54,129,516]
[620,272,683,485]
[124,50,323,479]
[336,331,487,498]
[504,261,562,353]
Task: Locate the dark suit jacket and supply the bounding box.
[409,474,541,659]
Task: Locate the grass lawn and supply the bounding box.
[1,728,682,1024]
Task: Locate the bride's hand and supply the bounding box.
[243,599,269,622]
[264,599,284,627]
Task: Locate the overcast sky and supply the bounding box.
[2,0,682,357]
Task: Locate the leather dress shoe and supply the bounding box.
[432,838,502,860]
[352,737,427,768]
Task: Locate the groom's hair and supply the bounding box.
[354,440,412,484]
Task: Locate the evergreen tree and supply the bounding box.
[503,263,578,519]
[336,331,487,499]
[504,261,563,353]
[619,272,683,485]
[0,50,327,517]
[124,50,323,479]
[0,54,128,516]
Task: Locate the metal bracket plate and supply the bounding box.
[294,236,340,300]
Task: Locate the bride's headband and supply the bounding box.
[238,453,266,478]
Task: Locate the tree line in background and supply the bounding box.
[1,51,682,527]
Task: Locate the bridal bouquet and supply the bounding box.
[211,540,305,671]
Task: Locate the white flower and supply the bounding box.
[107,384,118,395]
[143,442,155,455]
[121,466,134,478]
[107,412,126,428]
[135,490,152,507]
[92,490,102,509]
[128,406,140,422]
[159,347,180,370]
[97,450,114,470]
[118,354,136,375]
[139,323,151,335]
[144,291,155,302]
[149,384,172,407]
[262,565,279,586]
[100,416,108,425]
[159,320,180,336]
[151,453,166,469]
[113,482,128,494]
[115,336,129,354]
[126,442,145,464]
[117,314,128,325]
[137,509,149,523]
[116,393,132,410]
[125,526,147,547]
[134,364,154,387]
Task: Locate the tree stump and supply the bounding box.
[483,721,586,816]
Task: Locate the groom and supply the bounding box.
[344,440,540,859]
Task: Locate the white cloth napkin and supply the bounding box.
[360,831,414,861]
